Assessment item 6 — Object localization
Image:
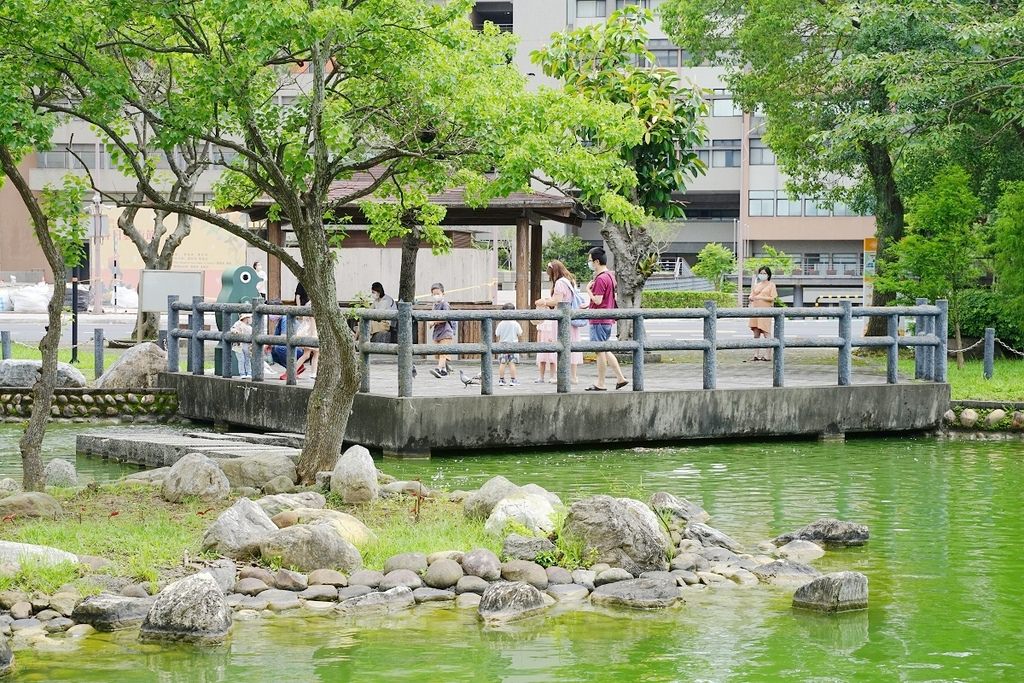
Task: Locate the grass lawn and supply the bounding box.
[898,357,1024,402]
[6,343,125,377]
[0,484,498,594]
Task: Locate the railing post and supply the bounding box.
[285,313,297,385]
[359,316,371,393]
[983,327,995,380]
[921,309,934,381]
[886,314,899,384]
[190,296,204,376]
[93,328,104,379]
[0,331,10,360]
[921,296,929,378]
[936,299,949,383]
[251,297,265,383]
[838,300,852,386]
[632,314,645,391]
[703,301,717,390]
[219,309,233,379]
[481,317,494,396]
[772,311,785,388]
[397,302,414,398]
[556,303,571,394]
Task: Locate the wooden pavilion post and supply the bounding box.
[529,222,543,342]
[515,215,529,315]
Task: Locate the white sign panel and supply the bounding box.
[138,270,205,313]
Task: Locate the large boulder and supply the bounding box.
[42,459,77,487]
[330,445,379,503]
[255,492,326,517]
[94,342,167,389]
[773,518,870,547]
[463,476,519,520]
[215,454,296,490]
[484,492,557,536]
[0,359,85,388]
[683,522,742,552]
[71,594,155,631]
[562,495,669,576]
[0,636,11,677]
[259,521,363,572]
[0,541,77,571]
[271,508,376,546]
[161,453,230,503]
[0,478,19,494]
[792,571,868,613]
[776,540,825,563]
[500,561,548,590]
[139,573,232,643]
[201,498,278,559]
[478,581,547,624]
[590,578,681,610]
[0,492,62,518]
[649,492,709,525]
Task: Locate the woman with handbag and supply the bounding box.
[369,282,397,343]
[534,260,584,385]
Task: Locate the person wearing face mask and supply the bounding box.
[429,283,455,378]
[747,266,778,361]
[368,282,397,344]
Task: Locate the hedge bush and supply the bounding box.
[959,289,1024,349]
[642,291,735,308]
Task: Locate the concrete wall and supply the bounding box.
[163,374,949,457]
[0,387,178,422]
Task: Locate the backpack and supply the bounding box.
[565,278,588,328]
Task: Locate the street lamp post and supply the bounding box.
[91,193,104,314]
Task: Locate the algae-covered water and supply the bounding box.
[5,429,1024,681]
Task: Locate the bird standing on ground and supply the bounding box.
[459,370,481,387]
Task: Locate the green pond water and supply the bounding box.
[5,430,1024,682]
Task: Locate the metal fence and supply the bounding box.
[166,295,949,397]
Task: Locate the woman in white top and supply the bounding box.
[534,259,584,385]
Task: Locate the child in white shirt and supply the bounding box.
[494,303,523,387]
[229,313,253,378]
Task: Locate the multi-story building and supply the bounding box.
[476,0,876,304]
[0,1,874,308]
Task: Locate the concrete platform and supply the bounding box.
[77,429,302,468]
[159,361,950,458]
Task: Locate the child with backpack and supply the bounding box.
[534,259,584,385]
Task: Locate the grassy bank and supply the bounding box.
[7,343,125,376]
[897,358,1024,402]
[0,484,497,594]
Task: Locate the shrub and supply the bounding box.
[691,243,736,290]
[542,234,591,283]
[958,289,1024,349]
[642,290,735,308]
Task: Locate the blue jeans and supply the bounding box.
[233,349,252,377]
[590,323,613,342]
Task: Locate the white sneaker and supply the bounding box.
[498,378,506,386]
[510,379,519,386]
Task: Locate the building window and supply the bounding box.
[748,190,775,217]
[750,138,776,165]
[69,143,97,170]
[712,139,741,167]
[711,89,741,117]
[776,192,800,216]
[38,146,69,169]
[832,253,859,275]
[804,198,830,216]
[647,39,679,67]
[615,0,649,8]
[576,0,606,17]
[692,148,710,166]
[803,253,827,275]
[832,202,857,216]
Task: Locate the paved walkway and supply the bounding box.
[245,351,898,398]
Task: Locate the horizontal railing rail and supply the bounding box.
[165,295,949,396]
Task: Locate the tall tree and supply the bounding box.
[533,6,708,335]
[0,47,88,490]
[662,0,962,334]
[874,166,987,369]
[992,182,1024,331]
[4,0,646,481]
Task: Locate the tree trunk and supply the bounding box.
[0,145,66,491]
[292,221,362,484]
[862,120,906,337]
[398,224,420,304]
[125,206,192,341]
[954,322,964,371]
[600,219,655,340]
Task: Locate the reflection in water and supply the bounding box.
[6,436,1024,681]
